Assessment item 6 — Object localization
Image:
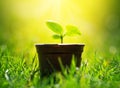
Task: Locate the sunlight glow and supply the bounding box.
[1,0,119,57]
[2,0,114,48]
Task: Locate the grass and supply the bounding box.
[0,47,120,88]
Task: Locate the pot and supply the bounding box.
[35,44,85,76]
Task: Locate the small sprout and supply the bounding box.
[46,21,81,43]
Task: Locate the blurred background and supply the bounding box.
[0,0,120,58]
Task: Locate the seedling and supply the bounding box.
[46,21,81,43]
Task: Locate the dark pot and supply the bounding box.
[35,44,85,76]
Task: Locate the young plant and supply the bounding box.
[46,21,81,43]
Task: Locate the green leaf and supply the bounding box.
[66,25,81,36]
[46,21,63,34]
[52,34,61,39]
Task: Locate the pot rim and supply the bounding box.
[35,43,85,46]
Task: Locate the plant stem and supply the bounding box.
[60,36,63,44]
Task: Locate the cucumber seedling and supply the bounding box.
[46,21,81,43]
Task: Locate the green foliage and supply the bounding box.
[0,48,120,88]
[46,21,81,43]
[46,21,63,34]
[66,25,81,36]
[52,34,61,39]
